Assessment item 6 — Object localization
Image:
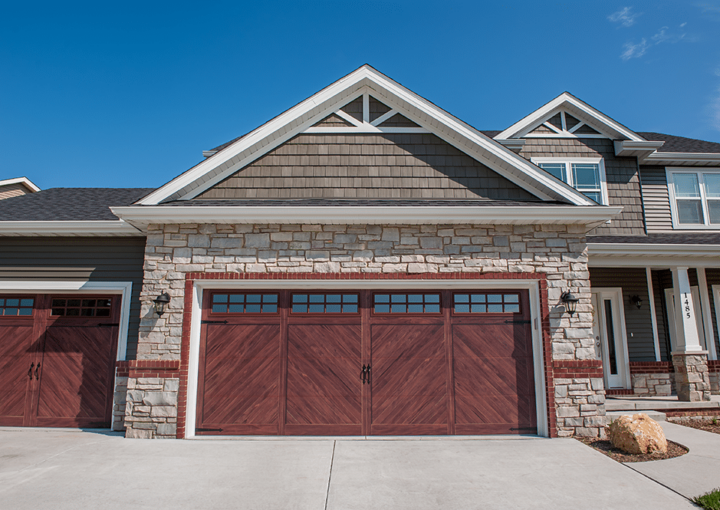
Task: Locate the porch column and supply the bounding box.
[670,267,711,401]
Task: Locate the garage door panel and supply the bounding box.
[286,324,361,429]
[0,325,34,426]
[453,355,534,396]
[453,323,530,358]
[370,324,447,430]
[200,324,280,428]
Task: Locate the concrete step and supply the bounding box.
[606,410,666,423]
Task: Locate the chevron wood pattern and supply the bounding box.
[36,325,116,427]
[198,324,281,431]
[370,323,447,434]
[0,324,34,426]
[286,324,362,434]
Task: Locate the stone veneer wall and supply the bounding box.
[124,222,606,438]
[629,362,675,397]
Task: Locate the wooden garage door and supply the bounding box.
[196,289,536,436]
[0,295,120,428]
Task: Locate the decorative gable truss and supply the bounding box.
[306,93,427,134]
[523,111,606,138]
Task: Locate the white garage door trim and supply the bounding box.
[185,279,548,439]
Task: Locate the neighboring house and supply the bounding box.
[0,65,718,440]
[0,177,40,200]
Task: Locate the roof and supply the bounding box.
[588,234,720,245]
[0,177,40,193]
[0,188,154,221]
[637,132,720,154]
[137,65,597,207]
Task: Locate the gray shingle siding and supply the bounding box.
[518,138,645,235]
[197,133,540,201]
[639,166,673,233]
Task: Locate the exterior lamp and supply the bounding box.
[630,295,642,309]
[154,292,171,317]
[561,291,579,317]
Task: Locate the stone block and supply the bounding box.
[245,234,271,248]
[419,237,442,249]
[156,423,177,436]
[126,428,153,439]
[164,379,180,392]
[142,392,178,406]
[557,407,580,418]
[151,406,178,417]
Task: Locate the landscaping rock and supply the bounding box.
[606,413,668,454]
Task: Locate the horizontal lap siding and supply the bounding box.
[518,139,644,235]
[0,237,146,359]
[653,270,674,361]
[197,133,539,201]
[0,183,30,200]
[589,267,656,361]
[639,167,673,233]
[706,269,720,356]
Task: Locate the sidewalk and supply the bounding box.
[624,421,720,500]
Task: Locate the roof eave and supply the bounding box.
[0,220,144,237]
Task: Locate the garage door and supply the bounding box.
[196,290,536,436]
[0,295,120,428]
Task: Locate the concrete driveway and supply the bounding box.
[0,428,695,510]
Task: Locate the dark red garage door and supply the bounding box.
[0,295,120,428]
[196,290,536,436]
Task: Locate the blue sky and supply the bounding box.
[2,1,720,190]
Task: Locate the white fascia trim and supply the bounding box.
[185,278,548,439]
[614,140,665,157]
[495,93,644,142]
[0,220,143,236]
[0,177,41,192]
[588,243,720,258]
[644,152,720,164]
[111,205,621,227]
[140,67,596,207]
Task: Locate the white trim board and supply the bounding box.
[138,66,597,207]
[184,279,549,439]
[0,177,41,192]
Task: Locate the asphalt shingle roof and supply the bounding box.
[637,132,720,153]
[0,188,155,221]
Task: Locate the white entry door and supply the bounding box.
[665,286,707,352]
[591,289,630,389]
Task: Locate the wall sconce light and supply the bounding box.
[561,291,579,317]
[631,295,642,309]
[154,292,170,317]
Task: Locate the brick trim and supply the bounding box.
[606,389,634,396]
[116,360,180,378]
[629,361,674,374]
[552,360,603,379]
[175,271,556,439]
[709,360,720,373]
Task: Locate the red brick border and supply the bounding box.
[709,360,720,373]
[175,272,557,438]
[552,359,603,379]
[116,360,180,379]
[629,361,674,374]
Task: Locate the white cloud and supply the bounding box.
[609,7,640,27]
[680,22,687,27]
[621,39,648,60]
[651,26,686,44]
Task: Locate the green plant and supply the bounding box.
[713,418,718,426]
[693,488,720,510]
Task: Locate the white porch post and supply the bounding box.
[697,268,718,360]
[670,266,712,402]
[670,267,703,353]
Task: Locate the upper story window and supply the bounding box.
[532,157,607,205]
[668,170,720,228]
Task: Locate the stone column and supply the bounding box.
[670,267,711,402]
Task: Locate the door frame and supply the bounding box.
[0,280,133,428]
[591,287,630,390]
[185,279,548,439]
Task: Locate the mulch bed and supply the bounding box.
[577,437,688,463]
[672,418,720,436]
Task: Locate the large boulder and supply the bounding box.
[607,413,668,454]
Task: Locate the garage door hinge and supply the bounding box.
[201,320,229,324]
[196,428,223,432]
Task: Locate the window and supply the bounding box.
[291,294,359,314]
[51,298,112,317]
[373,293,441,314]
[453,293,520,314]
[533,158,607,204]
[211,293,278,314]
[668,170,720,227]
[0,297,34,316]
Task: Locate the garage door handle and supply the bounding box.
[361,365,367,384]
[29,362,34,379]
[361,365,371,384]
[35,363,41,380]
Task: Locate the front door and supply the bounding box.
[591,289,629,389]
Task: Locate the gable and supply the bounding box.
[196,133,539,201]
[523,109,608,139]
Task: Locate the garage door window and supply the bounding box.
[453,293,520,314]
[211,293,278,314]
[51,298,112,317]
[0,297,34,316]
[373,293,441,314]
[291,293,359,314]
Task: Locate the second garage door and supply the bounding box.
[196,290,537,436]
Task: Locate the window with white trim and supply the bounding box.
[668,170,720,227]
[532,158,607,205]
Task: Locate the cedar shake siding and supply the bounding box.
[639,166,673,233]
[518,138,644,236]
[0,183,30,200]
[0,237,146,358]
[197,133,539,201]
[589,267,656,361]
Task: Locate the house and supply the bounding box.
[0,65,718,439]
[0,177,40,200]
